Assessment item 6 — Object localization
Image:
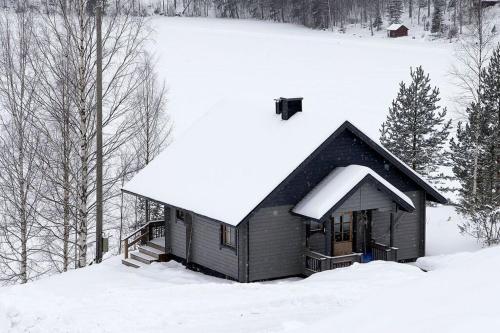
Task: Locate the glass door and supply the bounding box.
[332,212,353,256]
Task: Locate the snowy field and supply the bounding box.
[0,205,488,333]
[150,17,458,138]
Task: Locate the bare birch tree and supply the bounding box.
[0,10,45,284]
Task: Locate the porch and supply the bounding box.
[292,165,414,276]
[304,241,398,276]
[302,209,400,276]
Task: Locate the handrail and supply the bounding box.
[122,220,164,259]
[122,219,164,241]
[371,240,398,262]
[305,250,362,273]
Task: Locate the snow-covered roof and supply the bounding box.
[123,99,444,226]
[292,165,415,220]
[387,24,407,31]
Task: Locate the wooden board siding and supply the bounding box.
[371,190,424,261]
[170,218,186,258]
[392,191,423,261]
[248,206,305,281]
[190,215,239,279]
[371,210,391,246]
[334,181,393,212]
[237,220,249,282]
[164,206,172,253]
[263,129,421,208]
[308,232,326,253]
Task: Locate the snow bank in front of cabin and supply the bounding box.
[288,246,500,333]
[0,205,495,333]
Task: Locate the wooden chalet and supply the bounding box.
[121,98,447,282]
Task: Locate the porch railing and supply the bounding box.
[305,250,362,274]
[122,220,165,259]
[371,241,398,262]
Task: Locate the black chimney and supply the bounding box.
[275,97,303,120]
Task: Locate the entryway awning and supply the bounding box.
[292,165,415,220]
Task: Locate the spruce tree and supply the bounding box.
[451,44,500,209]
[450,44,500,245]
[380,66,452,180]
[481,44,500,207]
[431,0,444,33]
[387,0,403,24]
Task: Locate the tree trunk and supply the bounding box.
[77,0,88,268]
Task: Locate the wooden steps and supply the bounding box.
[122,258,145,268]
[121,237,167,268]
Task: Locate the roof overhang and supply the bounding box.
[292,165,415,221]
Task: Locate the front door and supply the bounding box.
[332,212,353,256]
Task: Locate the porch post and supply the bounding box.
[305,221,311,249]
[389,209,395,248]
[164,205,170,254]
[325,218,332,256]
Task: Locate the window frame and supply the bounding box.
[220,224,237,250]
[176,209,185,222]
[333,212,352,242]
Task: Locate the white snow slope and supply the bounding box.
[151,17,457,139]
[0,206,489,333]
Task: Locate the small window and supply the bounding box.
[221,224,236,249]
[309,220,325,233]
[176,209,185,221]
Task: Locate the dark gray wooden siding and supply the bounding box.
[371,190,424,261]
[190,215,238,279]
[262,129,421,208]
[308,232,326,253]
[334,182,393,212]
[248,205,305,281]
[164,206,172,253]
[170,218,186,258]
[371,210,391,246]
[237,220,248,282]
[392,191,423,260]
[166,208,239,280]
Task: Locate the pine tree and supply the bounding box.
[431,0,444,33]
[380,66,452,180]
[387,0,403,24]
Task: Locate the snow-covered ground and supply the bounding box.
[0,206,489,333]
[426,205,482,255]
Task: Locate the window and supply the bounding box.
[221,224,236,249]
[176,209,185,221]
[309,220,325,234]
[333,213,352,242]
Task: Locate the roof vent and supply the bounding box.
[275,97,303,120]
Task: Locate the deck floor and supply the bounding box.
[150,237,165,248]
